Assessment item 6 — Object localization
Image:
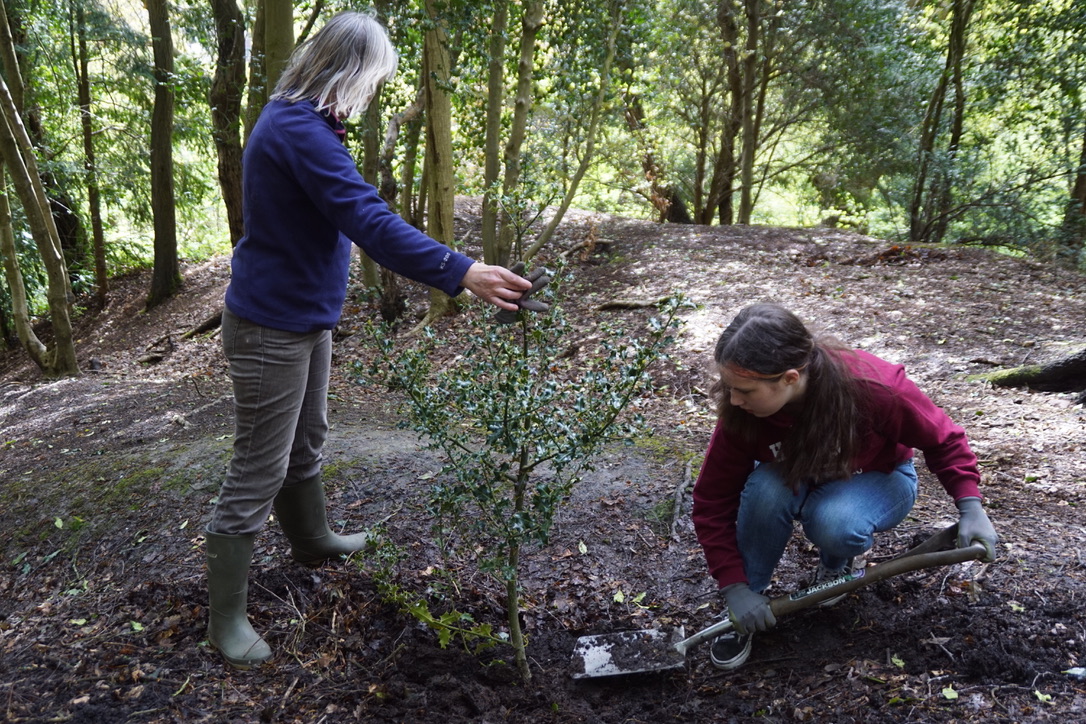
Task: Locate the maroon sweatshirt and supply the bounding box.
[692,349,982,589]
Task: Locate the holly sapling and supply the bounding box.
[369,273,684,681]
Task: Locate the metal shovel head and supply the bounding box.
[571,625,687,679]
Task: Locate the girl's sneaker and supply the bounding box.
[710,629,753,670]
[811,557,857,608]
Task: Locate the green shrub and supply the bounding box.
[367,271,684,680]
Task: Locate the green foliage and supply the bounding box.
[364,269,685,673]
[4,0,1083,324]
[360,534,503,655]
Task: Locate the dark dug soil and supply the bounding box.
[2,205,1086,723]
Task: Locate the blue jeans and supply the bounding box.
[736,460,918,593]
[209,307,331,535]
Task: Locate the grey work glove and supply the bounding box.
[494,261,551,324]
[722,582,776,634]
[956,496,998,562]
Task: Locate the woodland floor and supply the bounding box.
[2,201,1086,723]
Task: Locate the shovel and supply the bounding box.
[571,524,987,679]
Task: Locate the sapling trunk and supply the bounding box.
[505,545,528,680]
[506,446,531,680]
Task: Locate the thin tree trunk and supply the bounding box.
[0,75,79,375]
[692,90,712,221]
[379,89,423,208]
[401,112,424,227]
[622,86,691,224]
[496,1,544,264]
[928,0,975,245]
[504,450,530,681]
[0,2,22,112]
[0,162,48,367]
[744,6,779,221]
[480,0,509,264]
[71,3,107,306]
[355,89,384,289]
[414,0,457,331]
[145,0,180,308]
[263,0,294,96]
[525,2,622,259]
[209,0,246,246]
[374,89,424,322]
[296,0,324,44]
[706,0,743,225]
[735,0,760,224]
[908,72,948,241]
[2,1,85,270]
[909,0,975,243]
[244,0,266,142]
[1058,123,1086,266]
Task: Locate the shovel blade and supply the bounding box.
[570,626,687,679]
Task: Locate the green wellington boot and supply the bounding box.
[205,530,273,669]
[273,474,376,565]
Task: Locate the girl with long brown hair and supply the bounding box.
[692,304,997,670]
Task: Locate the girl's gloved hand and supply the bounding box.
[956,496,998,562]
[722,582,776,634]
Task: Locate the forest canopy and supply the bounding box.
[1,0,1084,375]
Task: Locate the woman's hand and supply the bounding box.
[460,262,532,311]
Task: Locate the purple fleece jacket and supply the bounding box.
[692,349,983,589]
[225,99,474,332]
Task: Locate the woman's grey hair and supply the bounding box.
[272,11,398,119]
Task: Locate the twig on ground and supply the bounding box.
[670,461,692,542]
[598,297,669,311]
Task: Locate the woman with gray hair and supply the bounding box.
[205,11,533,669]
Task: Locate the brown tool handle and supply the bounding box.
[770,537,986,618]
[676,525,986,655]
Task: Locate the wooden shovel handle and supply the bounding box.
[770,538,986,618]
[676,524,985,654]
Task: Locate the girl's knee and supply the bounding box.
[804,510,872,552]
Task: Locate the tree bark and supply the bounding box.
[72,2,107,306]
[263,0,294,96]
[621,86,692,224]
[296,0,325,44]
[378,89,424,209]
[706,0,743,226]
[0,75,79,375]
[415,0,458,331]
[735,0,760,224]
[908,0,976,244]
[480,0,509,264]
[400,109,424,228]
[356,88,384,289]
[373,89,424,323]
[2,1,85,270]
[244,0,266,141]
[927,0,974,245]
[209,0,247,246]
[0,162,48,366]
[495,1,544,265]
[1058,122,1086,267]
[145,0,181,308]
[972,345,1086,403]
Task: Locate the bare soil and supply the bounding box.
[2,204,1085,723]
